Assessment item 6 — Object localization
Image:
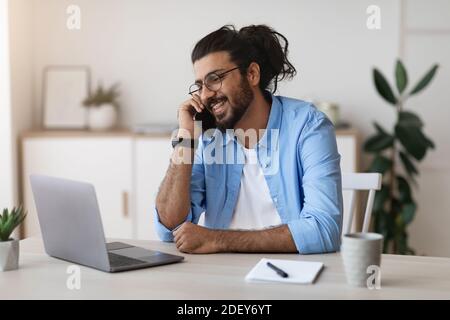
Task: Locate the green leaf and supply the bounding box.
[373,68,398,105]
[412,129,436,150]
[401,202,416,225]
[374,210,395,253]
[373,184,389,212]
[373,210,388,236]
[399,151,418,177]
[395,60,408,94]
[0,206,27,241]
[397,176,412,203]
[369,155,393,174]
[410,64,439,95]
[373,122,389,135]
[425,136,435,149]
[395,125,428,160]
[398,120,435,154]
[398,111,423,128]
[364,132,394,153]
[392,197,403,215]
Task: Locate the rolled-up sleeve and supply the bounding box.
[154,139,206,242]
[287,114,343,254]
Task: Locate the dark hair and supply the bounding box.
[191,24,297,94]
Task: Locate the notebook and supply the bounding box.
[245,258,324,284]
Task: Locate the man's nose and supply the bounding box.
[200,86,216,105]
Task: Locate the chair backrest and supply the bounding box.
[341,172,382,235]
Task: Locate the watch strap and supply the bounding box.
[172,137,197,149]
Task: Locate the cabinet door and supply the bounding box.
[135,137,172,240]
[22,137,133,239]
[336,134,357,173]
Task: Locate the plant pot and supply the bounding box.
[87,103,118,131]
[0,239,19,271]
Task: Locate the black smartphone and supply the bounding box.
[194,107,216,132]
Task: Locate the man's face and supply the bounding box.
[193,51,254,131]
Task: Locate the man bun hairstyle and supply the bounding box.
[191,24,297,94]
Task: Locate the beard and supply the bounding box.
[206,77,254,132]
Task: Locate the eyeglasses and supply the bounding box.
[189,67,239,96]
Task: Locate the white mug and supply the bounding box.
[341,232,383,287]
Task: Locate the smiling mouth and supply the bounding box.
[210,99,227,114]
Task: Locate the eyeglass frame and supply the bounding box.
[188,66,240,96]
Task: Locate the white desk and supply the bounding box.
[1,238,450,300]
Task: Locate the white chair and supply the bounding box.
[341,172,382,235]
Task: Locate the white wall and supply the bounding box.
[0,0,14,209]
[30,0,400,134]
[7,0,450,256]
[402,0,450,257]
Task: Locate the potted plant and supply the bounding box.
[0,206,27,271]
[364,59,439,254]
[83,83,120,130]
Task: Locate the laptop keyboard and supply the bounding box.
[108,252,146,267]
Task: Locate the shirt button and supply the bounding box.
[273,197,278,203]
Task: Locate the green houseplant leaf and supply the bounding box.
[398,111,423,128]
[373,68,397,105]
[425,136,435,149]
[395,60,408,94]
[373,122,389,135]
[369,155,393,174]
[0,206,27,241]
[395,125,428,160]
[399,151,418,177]
[83,83,120,108]
[400,202,416,225]
[366,60,438,255]
[410,64,439,95]
[363,131,394,153]
[397,176,412,203]
[373,184,389,212]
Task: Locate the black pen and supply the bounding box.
[266,261,289,278]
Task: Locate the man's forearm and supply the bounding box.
[215,224,298,253]
[155,147,194,230]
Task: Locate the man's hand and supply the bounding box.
[172,222,220,254]
[177,95,205,139]
[173,223,298,254]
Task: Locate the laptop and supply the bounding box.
[30,175,184,273]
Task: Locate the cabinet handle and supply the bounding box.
[122,191,129,218]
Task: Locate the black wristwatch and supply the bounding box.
[171,137,197,149]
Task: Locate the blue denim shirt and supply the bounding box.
[154,93,343,254]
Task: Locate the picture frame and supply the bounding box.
[42,66,91,129]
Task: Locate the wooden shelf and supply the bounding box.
[22,127,358,139]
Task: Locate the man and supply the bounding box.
[155,25,343,254]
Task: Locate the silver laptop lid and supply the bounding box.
[30,175,110,272]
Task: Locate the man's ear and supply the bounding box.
[246,62,261,87]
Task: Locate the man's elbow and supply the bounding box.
[155,203,190,231]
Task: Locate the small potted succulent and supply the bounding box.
[0,206,27,271]
[83,83,120,131]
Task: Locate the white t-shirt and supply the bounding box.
[229,147,282,230]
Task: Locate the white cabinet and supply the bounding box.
[336,130,358,174]
[134,137,172,240]
[22,135,134,239]
[21,130,359,240]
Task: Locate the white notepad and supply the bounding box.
[245,258,324,284]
